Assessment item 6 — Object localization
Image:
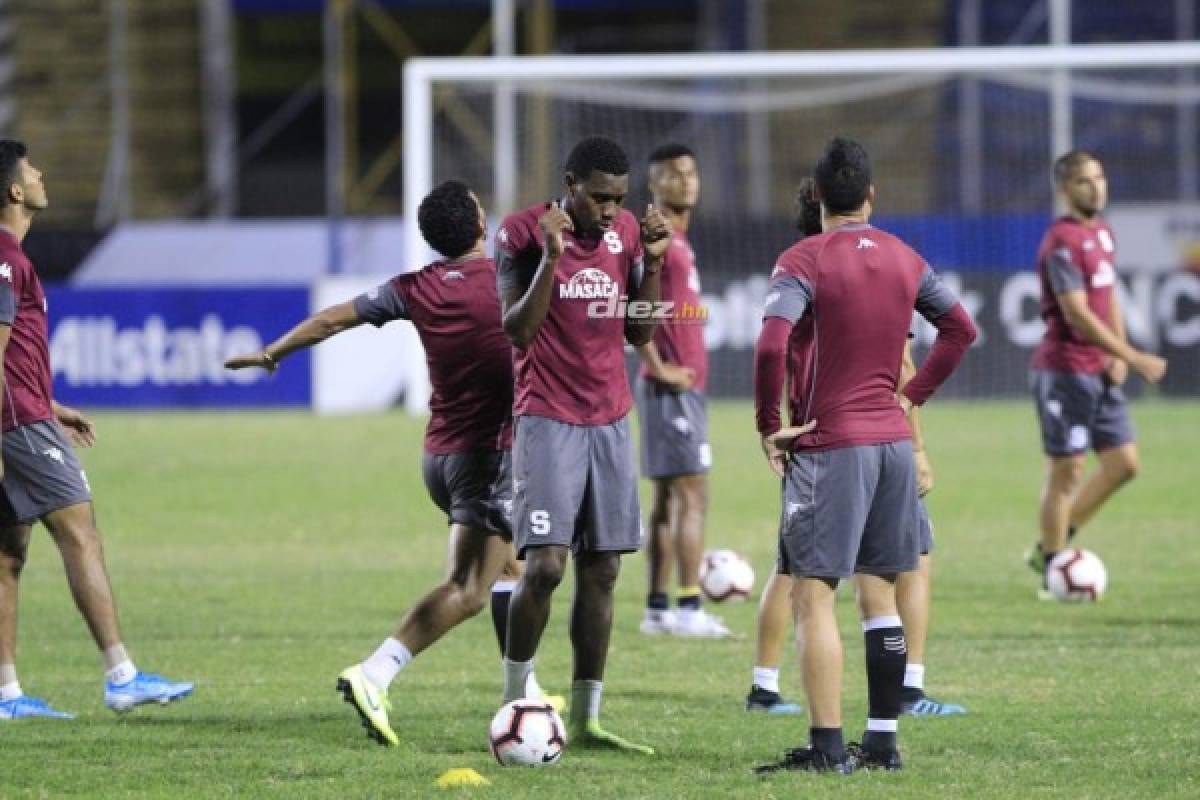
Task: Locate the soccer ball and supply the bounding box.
[699,549,755,603]
[1046,548,1108,602]
[488,700,566,766]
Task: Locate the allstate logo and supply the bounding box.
[558,267,616,300]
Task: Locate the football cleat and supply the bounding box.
[745,685,804,714]
[0,695,75,720]
[638,610,676,635]
[537,691,566,714]
[903,694,967,716]
[104,672,194,713]
[569,719,655,755]
[847,741,904,770]
[1024,542,1047,574]
[671,610,731,638]
[336,665,398,746]
[754,746,853,775]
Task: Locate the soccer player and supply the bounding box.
[225,180,559,747]
[496,136,670,754]
[634,144,726,639]
[1025,151,1167,590]
[0,140,193,720]
[747,178,966,718]
[752,139,976,774]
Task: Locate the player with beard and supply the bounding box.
[1024,151,1166,593]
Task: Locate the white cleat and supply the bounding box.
[671,610,732,638]
[639,609,677,635]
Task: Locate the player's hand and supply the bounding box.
[914,449,934,497]
[55,404,96,448]
[538,200,573,260]
[640,204,671,259]
[655,364,695,392]
[760,421,818,478]
[1131,352,1167,384]
[1105,358,1128,386]
[224,351,278,374]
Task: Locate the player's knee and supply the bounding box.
[455,584,490,618]
[0,548,26,578]
[1050,458,1085,492]
[523,551,567,595]
[680,477,708,516]
[579,554,621,594]
[1111,453,1139,484]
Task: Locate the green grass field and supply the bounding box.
[2,402,1198,798]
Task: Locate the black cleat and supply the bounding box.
[847,742,903,771]
[754,746,854,775]
[745,685,804,714]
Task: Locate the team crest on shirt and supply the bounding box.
[0,263,10,282]
[1092,260,1115,288]
[558,267,616,300]
[1097,229,1115,253]
[857,237,877,250]
[443,270,465,282]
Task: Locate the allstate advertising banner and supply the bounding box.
[46,287,311,407]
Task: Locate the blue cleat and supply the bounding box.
[745,685,805,715]
[104,672,194,713]
[0,695,75,719]
[903,694,967,716]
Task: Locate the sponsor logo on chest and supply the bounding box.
[559,267,617,300]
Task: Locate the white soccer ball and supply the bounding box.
[1046,548,1108,602]
[699,549,755,603]
[488,699,566,766]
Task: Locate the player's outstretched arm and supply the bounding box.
[624,205,670,347]
[224,300,363,373]
[1057,290,1166,383]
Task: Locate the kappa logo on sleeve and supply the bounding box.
[856,237,878,250]
[498,227,509,245]
[0,263,11,282]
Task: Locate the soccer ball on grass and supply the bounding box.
[488,699,566,766]
[1046,548,1107,602]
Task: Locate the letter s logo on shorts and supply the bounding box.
[530,510,551,535]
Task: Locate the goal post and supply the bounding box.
[402,42,1200,400]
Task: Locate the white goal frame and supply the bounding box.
[403,42,1200,269]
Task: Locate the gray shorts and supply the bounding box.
[421,449,513,537]
[0,421,93,526]
[777,441,920,579]
[635,378,711,479]
[917,498,934,556]
[512,414,642,558]
[1030,369,1135,457]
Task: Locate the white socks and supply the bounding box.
[361,638,412,690]
[502,658,534,704]
[0,665,20,701]
[904,663,925,691]
[569,679,602,727]
[106,659,138,687]
[492,579,517,593]
[752,666,781,694]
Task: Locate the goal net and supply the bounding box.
[404,45,1200,399]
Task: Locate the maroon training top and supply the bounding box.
[639,227,708,391]
[0,229,55,432]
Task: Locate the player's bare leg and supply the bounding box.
[393,524,511,655]
[0,521,74,718]
[501,544,566,702]
[42,502,192,713]
[42,503,123,651]
[1038,455,1086,562]
[641,480,675,633]
[669,473,724,636]
[853,573,905,766]
[894,556,963,716]
[1069,443,1138,531]
[569,551,653,754]
[0,524,31,673]
[793,577,842,731]
[745,572,803,712]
